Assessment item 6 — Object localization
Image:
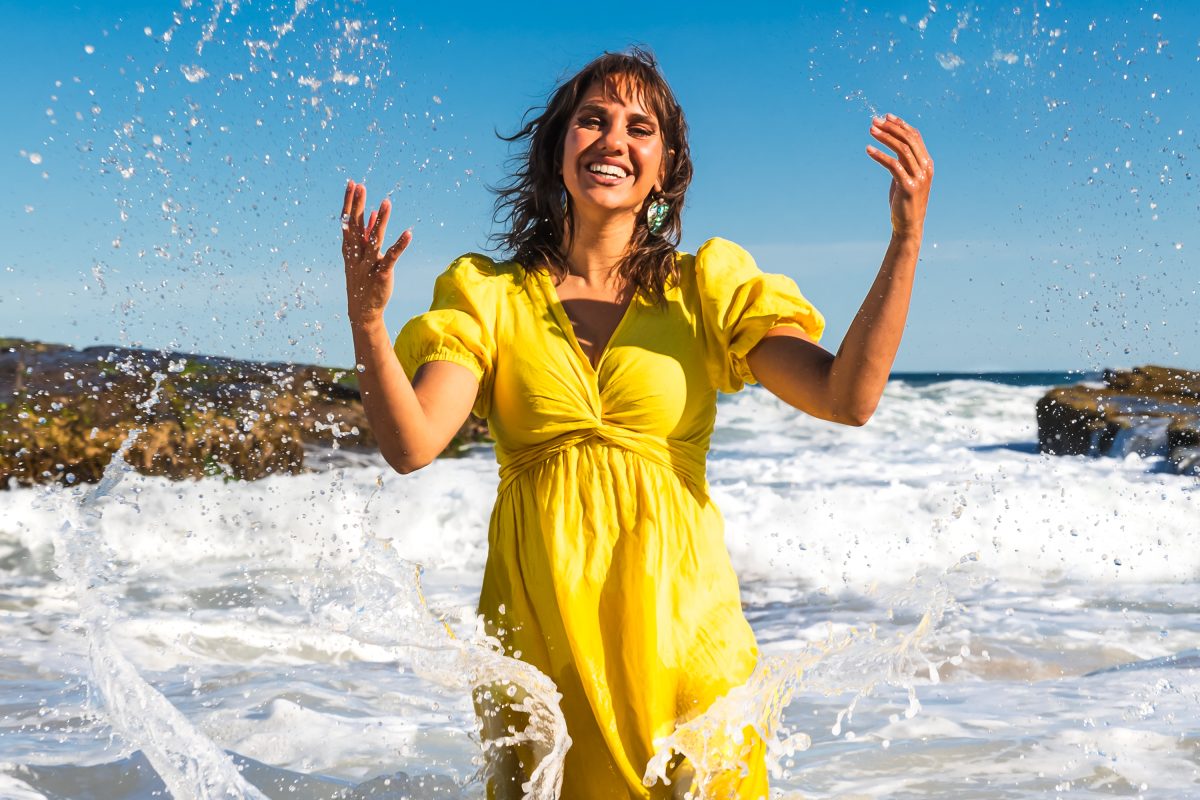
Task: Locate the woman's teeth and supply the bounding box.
[588,163,628,179]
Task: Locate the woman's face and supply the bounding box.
[561,78,665,224]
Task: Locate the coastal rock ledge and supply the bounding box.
[0,338,490,489]
[1036,365,1200,475]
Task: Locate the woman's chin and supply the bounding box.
[570,195,644,220]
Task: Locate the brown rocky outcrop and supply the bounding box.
[0,338,491,488]
[1036,365,1200,474]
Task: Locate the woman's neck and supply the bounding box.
[563,211,637,289]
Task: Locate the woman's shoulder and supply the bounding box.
[435,252,527,296]
[674,237,761,289]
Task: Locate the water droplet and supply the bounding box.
[181,64,209,83]
[935,52,964,71]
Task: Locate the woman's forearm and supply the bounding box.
[350,318,438,472]
[827,230,921,424]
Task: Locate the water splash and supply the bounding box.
[303,473,572,799]
[39,373,568,797]
[56,0,397,362]
[643,559,978,799]
[49,373,269,799]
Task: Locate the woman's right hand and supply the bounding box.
[341,180,412,326]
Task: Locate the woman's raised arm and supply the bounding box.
[746,114,933,426]
[341,181,478,473]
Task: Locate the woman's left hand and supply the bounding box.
[867,114,933,238]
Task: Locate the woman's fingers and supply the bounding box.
[341,181,406,287]
[340,181,357,257]
[365,210,378,244]
[886,115,935,174]
[869,121,920,179]
[887,114,925,145]
[866,145,907,185]
[382,228,413,270]
[868,115,935,193]
[369,199,392,247]
[350,182,367,236]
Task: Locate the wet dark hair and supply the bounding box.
[491,46,692,304]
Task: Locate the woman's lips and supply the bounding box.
[583,167,631,186]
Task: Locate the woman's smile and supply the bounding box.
[584,159,632,184]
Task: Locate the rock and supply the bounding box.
[1169,415,1200,475]
[0,338,491,488]
[1103,365,1200,398]
[1036,365,1200,474]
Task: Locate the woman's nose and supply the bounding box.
[599,124,626,152]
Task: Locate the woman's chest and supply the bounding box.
[489,281,716,444]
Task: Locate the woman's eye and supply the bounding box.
[580,116,602,128]
[630,127,654,138]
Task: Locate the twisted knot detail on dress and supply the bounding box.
[394,238,824,799]
[496,425,709,499]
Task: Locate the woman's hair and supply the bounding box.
[491,47,692,304]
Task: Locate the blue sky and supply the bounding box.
[1,0,1196,371]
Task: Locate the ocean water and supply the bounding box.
[2,374,1198,799]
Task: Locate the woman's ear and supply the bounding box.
[659,149,675,186]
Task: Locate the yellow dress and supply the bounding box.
[395,238,824,799]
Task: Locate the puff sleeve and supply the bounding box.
[695,238,826,393]
[393,254,498,418]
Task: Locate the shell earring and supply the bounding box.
[646,194,670,235]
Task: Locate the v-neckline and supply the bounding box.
[538,270,638,374]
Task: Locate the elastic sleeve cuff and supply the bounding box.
[406,348,485,381]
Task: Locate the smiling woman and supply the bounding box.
[490,47,693,314]
[339,47,931,799]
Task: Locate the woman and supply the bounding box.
[340,48,932,799]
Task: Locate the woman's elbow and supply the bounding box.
[831,401,877,427]
[382,447,434,475]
